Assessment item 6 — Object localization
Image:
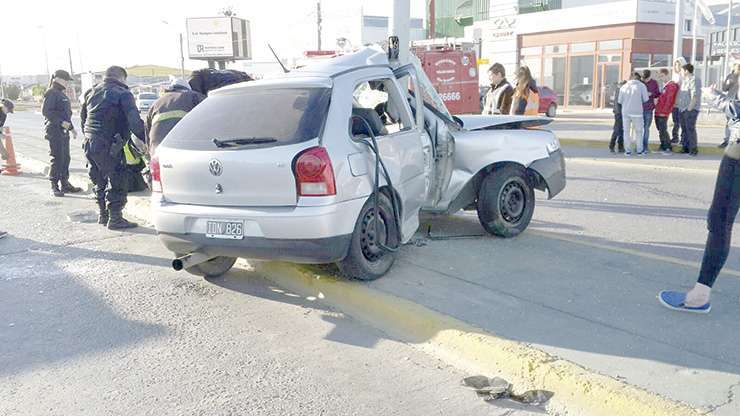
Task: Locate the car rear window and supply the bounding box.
[163,87,332,150]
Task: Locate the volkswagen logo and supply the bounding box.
[208,159,223,177]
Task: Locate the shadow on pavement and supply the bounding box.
[0,248,165,377]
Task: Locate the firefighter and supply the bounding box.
[146,77,205,153]
[42,70,81,197]
[80,66,146,229]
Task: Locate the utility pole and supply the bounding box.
[673,0,684,66]
[428,0,436,39]
[691,1,698,64]
[391,0,411,64]
[179,33,186,78]
[68,48,74,76]
[726,0,734,78]
[317,1,322,51]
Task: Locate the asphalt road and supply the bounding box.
[4,110,740,414]
[0,174,544,415]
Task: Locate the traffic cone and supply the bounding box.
[1,127,21,176]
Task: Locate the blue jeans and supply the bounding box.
[671,107,683,144]
[680,109,699,153]
[643,110,653,152]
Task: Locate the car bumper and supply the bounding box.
[528,149,566,199]
[152,197,365,264]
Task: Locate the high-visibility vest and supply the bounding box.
[524,90,540,115]
[123,142,142,165]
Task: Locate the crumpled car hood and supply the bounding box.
[455,115,552,131]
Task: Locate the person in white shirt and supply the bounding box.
[618,72,650,155]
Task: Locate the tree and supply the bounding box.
[4,84,21,100]
[31,84,46,98]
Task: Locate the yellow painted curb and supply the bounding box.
[122,194,699,415]
[251,262,700,416]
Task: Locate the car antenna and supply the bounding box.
[268,44,290,73]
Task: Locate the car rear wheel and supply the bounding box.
[546,103,557,118]
[477,165,535,238]
[178,255,237,278]
[337,193,399,281]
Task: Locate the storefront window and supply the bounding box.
[545,44,567,54]
[599,54,621,63]
[568,55,594,106]
[598,40,623,50]
[571,42,595,53]
[544,56,566,105]
[632,53,650,69]
[521,46,541,56]
[652,54,671,67]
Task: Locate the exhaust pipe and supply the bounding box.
[172,252,215,271]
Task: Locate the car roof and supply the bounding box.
[212,46,391,96]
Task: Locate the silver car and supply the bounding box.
[151,47,565,280]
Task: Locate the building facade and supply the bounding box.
[461,0,710,109]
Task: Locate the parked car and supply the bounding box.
[538,86,558,117]
[136,92,158,112]
[152,47,566,281]
[479,85,558,117]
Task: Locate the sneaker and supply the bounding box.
[609,148,616,153]
[658,290,711,314]
[0,230,7,239]
[637,152,646,156]
[719,141,729,149]
[662,149,673,155]
[624,151,632,156]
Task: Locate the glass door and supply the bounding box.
[597,64,621,109]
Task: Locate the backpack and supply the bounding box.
[188,69,252,96]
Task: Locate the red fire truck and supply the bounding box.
[412,40,480,115]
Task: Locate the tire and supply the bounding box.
[546,103,557,118]
[477,165,535,238]
[183,256,237,278]
[337,193,399,281]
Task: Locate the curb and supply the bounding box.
[559,138,725,155]
[15,149,702,415]
[122,196,699,416]
[14,154,93,192]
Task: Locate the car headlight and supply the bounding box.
[546,139,560,154]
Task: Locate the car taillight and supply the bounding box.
[151,155,162,193]
[294,147,336,197]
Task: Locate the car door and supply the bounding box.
[393,63,455,209]
[349,75,427,241]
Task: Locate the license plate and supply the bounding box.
[206,220,244,240]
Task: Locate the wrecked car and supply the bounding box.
[150,46,566,281]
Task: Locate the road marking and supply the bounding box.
[566,157,718,175]
[530,229,740,278]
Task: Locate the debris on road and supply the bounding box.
[462,375,553,407]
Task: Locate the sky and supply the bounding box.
[0,0,427,76]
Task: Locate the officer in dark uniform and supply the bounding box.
[80,66,145,230]
[42,69,81,197]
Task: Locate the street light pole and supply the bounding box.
[38,26,50,77]
[179,33,186,78]
[391,0,411,64]
[692,0,698,64]
[674,0,685,64]
[727,0,734,78]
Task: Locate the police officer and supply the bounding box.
[42,69,81,197]
[80,66,146,230]
[146,77,204,154]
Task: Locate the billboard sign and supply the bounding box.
[187,17,251,60]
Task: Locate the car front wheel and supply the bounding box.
[337,193,399,281]
[477,166,535,238]
[546,103,557,118]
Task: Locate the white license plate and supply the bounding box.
[206,220,244,240]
